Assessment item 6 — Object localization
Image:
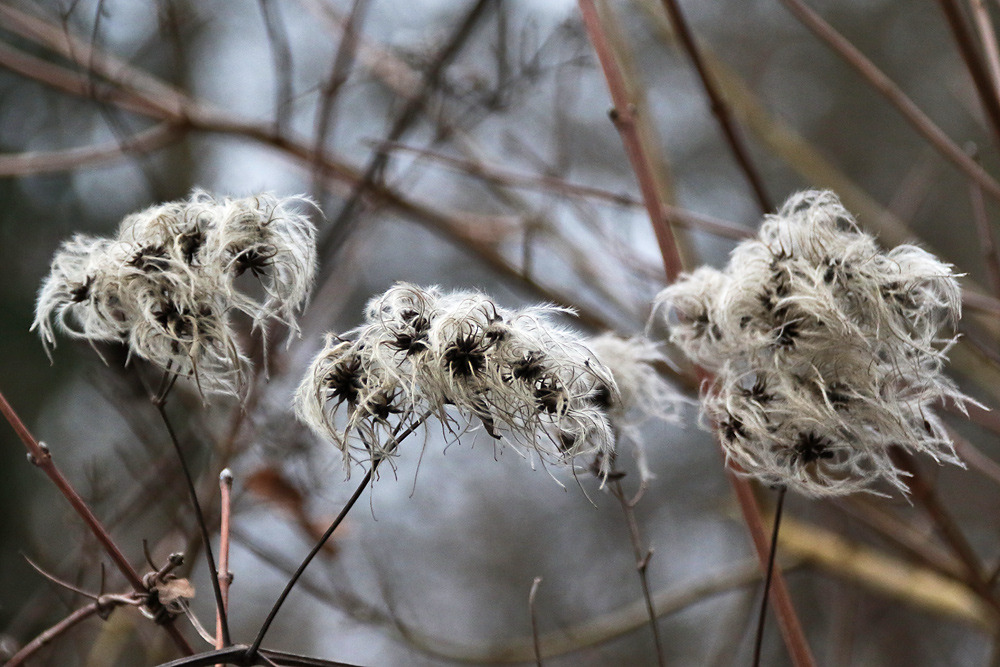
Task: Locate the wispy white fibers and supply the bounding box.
[586,333,686,484]
[655,190,971,497]
[295,283,625,479]
[33,192,318,396]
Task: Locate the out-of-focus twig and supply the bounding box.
[936,0,1000,149]
[5,592,144,667]
[657,0,772,212]
[969,0,1000,114]
[778,0,1000,203]
[0,122,183,176]
[966,143,1000,297]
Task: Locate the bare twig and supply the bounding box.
[657,0,772,212]
[247,412,432,657]
[610,474,665,666]
[216,469,235,661]
[0,387,194,656]
[5,593,143,667]
[966,143,1000,296]
[529,577,543,667]
[779,0,1000,203]
[152,382,231,647]
[936,0,1000,148]
[0,122,184,176]
[578,0,684,282]
[310,0,371,195]
[752,485,787,667]
[322,0,496,257]
[970,0,1000,112]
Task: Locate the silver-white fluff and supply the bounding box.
[654,190,970,497]
[33,192,318,396]
[295,283,622,479]
[585,333,687,484]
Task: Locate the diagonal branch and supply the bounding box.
[0,387,194,656]
[657,0,772,212]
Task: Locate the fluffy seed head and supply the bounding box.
[655,190,969,496]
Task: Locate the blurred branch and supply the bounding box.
[0,122,184,176]
[5,592,144,667]
[321,0,496,257]
[656,0,772,212]
[380,141,755,240]
[578,0,684,282]
[0,388,194,656]
[936,0,1000,148]
[778,0,1000,203]
[778,515,997,630]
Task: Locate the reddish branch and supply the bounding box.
[578,3,816,665]
[0,388,193,656]
[578,0,684,283]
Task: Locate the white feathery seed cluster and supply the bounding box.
[33,191,318,395]
[295,283,621,478]
[655,190,970,496]
[585,333,685,483]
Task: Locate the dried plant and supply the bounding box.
[33,192,317,396]
[296,283,622,478]
[656,190,972,496]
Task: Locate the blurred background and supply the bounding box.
[3,0,1000,665]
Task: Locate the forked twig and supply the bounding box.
[246,411,432,657]
[0,387,194,656]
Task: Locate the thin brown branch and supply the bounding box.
[970,0,1000,111]
[5,593,142,667]
[0,388,194,656]
[378,141,755,241]
[937,0,1000,148]
[657,0,772,213]
[578,0,684,282]
[966,144,1000,296]
[890,449,1000,616]
[0,122,183,176]
[610,474,665,666]
[310,0,371,195]
[779,0,1000,204]
[322,0,496,257]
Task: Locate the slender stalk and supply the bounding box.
[246,412,431,658]
[578,0,684,282]
[936,0,1000,149]
[5,594,139,667]
[610,475,665,667]
[752,486,787,667]
[216,468,235,663]
[966,144,1000,297]
[778,0,1000,204]
[529,577,544,667]
[657,0,772,213]
[970,0,1000,110]
[0,387,194,656]
[153,379,231,647]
